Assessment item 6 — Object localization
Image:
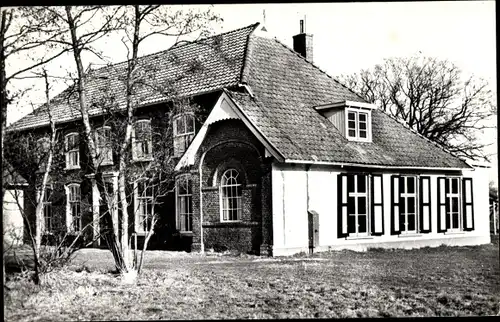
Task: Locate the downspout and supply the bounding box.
[198,154,205,253]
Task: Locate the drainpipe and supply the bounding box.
[198,155,205,253]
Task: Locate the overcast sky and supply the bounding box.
[6,2,497,177]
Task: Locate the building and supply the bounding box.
[5,22,490,256]
[3,162,28,247]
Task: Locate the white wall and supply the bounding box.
[271,163,491,256]
[3,189,25,247]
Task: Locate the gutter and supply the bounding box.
[284,159,473,172]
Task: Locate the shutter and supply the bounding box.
[371,174,384,236]
[337,173,348,238]
[462,178,474,231]
[419,176,431,233]
[398,177,405,232]
[437,177,448,233]
[391,175,401,235]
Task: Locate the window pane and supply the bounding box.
[359,122,367,130]
[348,112,356,121]
[347,215,356,233]
[358,215,367,233]
[451,178,459,194]
[348,197,355,215]
[407,177,415,193]
[452,212,459,229]
[451,197,459,213]
[358,197,367,214]
[408,197,416,214]
[359,130,367,138]
[348,120,356,130]
[186,115,194,133]
[357,175,366,193]
[348,129,356,137]
[408,214,416,231]
[359,113,367,122]
[347,175,355,193]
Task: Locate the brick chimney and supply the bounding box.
[293,19,313,62]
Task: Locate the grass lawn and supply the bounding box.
[4,239,500,320]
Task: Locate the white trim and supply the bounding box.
[95,126,113,166]
[132,119,153,161]
[64,132,80,170]
[284,159,472,171]
[314,100,376,110]
[219,169,243,222]
[345,108,372,142]
[175,91,283,171]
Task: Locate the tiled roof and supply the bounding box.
[228,34,469,169]
[8,22,469,169]
[8,23,259,131]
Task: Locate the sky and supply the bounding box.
[5,2,497,180]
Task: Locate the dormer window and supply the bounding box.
[314,100,375,143]
[346,108,371,141]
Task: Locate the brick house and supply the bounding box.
[6,22,490,256]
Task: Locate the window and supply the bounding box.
[173,113,195,157]
[65,133,80,169]
[346,109,371,141]
[67,184,81,232]
[176,176,193,232]
[446,177,461,231]
[36,137,50,171]
[220,169,242,222]
[42,186,53,233]
[346,174,369,236]
[399,176,417,233]
[135,180,154,233]
[96,126,113,165]
[391,175,432,235]
[132,120,153,160]
[338,173,384,238]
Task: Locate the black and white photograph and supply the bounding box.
[2,1,498,319]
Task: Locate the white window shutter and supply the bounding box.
[391,175,401,235]
[337,174,348,237]
[419,176,431,233]
[371,174,384,235]
[462,178,474,231]
[437,177,447,233]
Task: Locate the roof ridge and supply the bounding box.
[377,108,470,167]
[239,23,260,84]
[90,22,261,74]
[269,37,367,103]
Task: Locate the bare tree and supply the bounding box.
[3,70,100,285]
[338,56,496,161]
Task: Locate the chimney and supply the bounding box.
[293,19,313,62]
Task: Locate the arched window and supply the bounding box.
[220,169,242,222]
[65,133,80,169]
[173,113,195,158]
[66,183,81,232]
[132,120,153,160]
[96,126,113,165]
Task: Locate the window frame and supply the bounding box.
[445,177,462,232]
[132,119,153,161]
[219,169,243,222]
[41,185,53,234]
[346,173,370,237]
[134,179,155,234]
[66,183,82,233]
[95,126,113,165]
[173,113,195,158]
[64,133,80,170]
[176,175,193,232]
[345,108,372,142]
[399,176,418,234]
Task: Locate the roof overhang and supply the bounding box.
[175,90,283,171]
[314,100,376,111]
[284,158,473,172]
